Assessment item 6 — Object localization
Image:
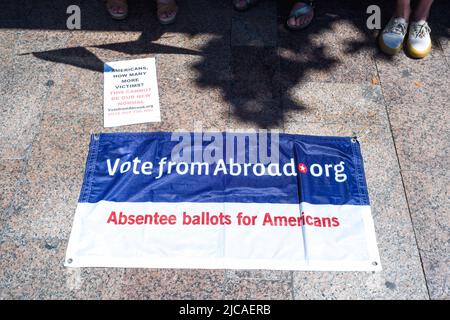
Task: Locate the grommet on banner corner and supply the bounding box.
[351,136,358,143]
[372,261,378,266]
[93,134,100,141]
[67,258,73,264]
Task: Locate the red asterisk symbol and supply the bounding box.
[297,163,308,174]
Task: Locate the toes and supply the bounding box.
[164,11,175,19]
[293,15,312,27]
[288,17,297,26]
[160,10,176,20]
[112,6,125,14]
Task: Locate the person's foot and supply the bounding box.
[286,2,314,30]
[106,0,128,20]
[378,17,408,55]
[157,0,178,25]
[407,20,432,58]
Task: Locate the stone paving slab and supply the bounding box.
[440,34,450,66]
[375,49,449,106]
[15,30,71,54]
[0,30,71,159]
[0,237,76,299]
[66,31,143,48]
[0,160,25,211]
[158,77,229,131]
[429,2,450,66]
[227,98,284,130]
[278,18,378,85]
[1,117,94,239]
[156,45,231,84]
[282,82,387,125]
[226,269,291,281]
[0,55,58,159]
[387,102,450,171]
[231,46,279,100]
[223,278,292,300]
[0,30,17,80]
[228,45,282,129]
[0,235,135,299]
[120,269,225,299]
[377,39,449,300]
[154,0,232,83]
[402,170,450,300]
[1,0,449,300]
[231,0,277,47]
[44,64,103,114]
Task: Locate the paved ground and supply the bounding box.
[0,0,448,299]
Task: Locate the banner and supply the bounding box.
[65,132,381,271]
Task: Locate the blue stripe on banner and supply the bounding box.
[78,132,370,205]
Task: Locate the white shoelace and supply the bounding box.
[384,18,407,36]
[411,22,431,38]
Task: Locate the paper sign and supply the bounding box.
[103,58,160,127]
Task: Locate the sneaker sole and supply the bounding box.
[111,13,128,20]
[406,41,432,59]
[158,15,177,25]
[378,36,403,55]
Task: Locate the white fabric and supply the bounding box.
[65,201,382,271]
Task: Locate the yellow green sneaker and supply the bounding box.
[407,20,432,59]
[379,17,408,55]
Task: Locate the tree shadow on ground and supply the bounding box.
[5,0,450,128]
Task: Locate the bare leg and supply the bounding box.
[407,0,433,58]
[412,0,434,21]
[394,0,411,20]
[378,0,410,55]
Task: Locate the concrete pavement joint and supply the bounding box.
[374,58,432,299]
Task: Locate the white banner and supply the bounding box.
[66,201,381,271]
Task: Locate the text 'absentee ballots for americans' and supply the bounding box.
[65,132,381,271]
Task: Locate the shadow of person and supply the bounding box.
[9,0,450,128]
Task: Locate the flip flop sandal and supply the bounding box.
[286,2,314,31]
[157,0,178,25]
[233,0,260,12]
[105,0,128,20]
